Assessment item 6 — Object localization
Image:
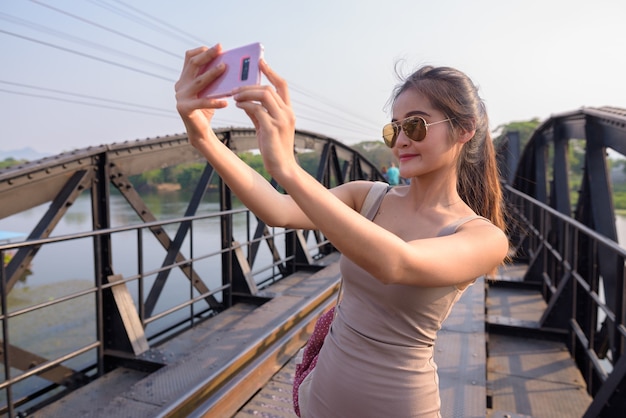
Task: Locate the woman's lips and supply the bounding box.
[398,153,419,162]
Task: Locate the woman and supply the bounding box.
[175,44,509,417]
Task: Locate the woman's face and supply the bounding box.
[390,89,460,180]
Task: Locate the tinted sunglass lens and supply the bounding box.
[403,117,426,142]
[382,123,397,147]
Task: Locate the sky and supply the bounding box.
[1,0,626,155]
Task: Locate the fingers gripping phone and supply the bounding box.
[198,42,264,99]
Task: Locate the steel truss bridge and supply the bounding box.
[0,128,383,416]
[1,107,625,416]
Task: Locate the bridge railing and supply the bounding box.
[504,184,626,417]
[0,206,331,416]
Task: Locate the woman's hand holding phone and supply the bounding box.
[175,42,298,182]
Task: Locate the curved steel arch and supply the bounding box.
[224,127,385,187]
[0,127,382,220]
[510,106,626,237]
[505,106,626,315]
[0,128,384,293]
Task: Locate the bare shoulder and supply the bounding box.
[457,217,509,251]
[331,180,385,211]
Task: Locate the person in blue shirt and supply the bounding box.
[386,163,400,185]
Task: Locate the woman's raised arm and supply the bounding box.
[175,45,335,229]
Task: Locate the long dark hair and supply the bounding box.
[390,65,506,233]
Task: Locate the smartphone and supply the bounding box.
[198,42,264,99]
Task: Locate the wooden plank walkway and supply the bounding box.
[32,260,594,418]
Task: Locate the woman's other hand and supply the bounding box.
[232,60,298,180]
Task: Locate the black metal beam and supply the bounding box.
[551,125,571,216]
[143,162,222,317]
[5,169,92,291]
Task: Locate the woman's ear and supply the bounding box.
[458,129,476,144]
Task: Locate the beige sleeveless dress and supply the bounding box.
[304,189,487,417]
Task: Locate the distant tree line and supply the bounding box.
[126,142,397,193]
[0,158,27,169]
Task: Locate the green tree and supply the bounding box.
[177,162,206,189]
[0,157,27,169]
[238,152,271,181]
[296,151,321,177]
[351,141,394,171]
[493,118,542,150]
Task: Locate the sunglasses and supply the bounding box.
[382,116,452,148]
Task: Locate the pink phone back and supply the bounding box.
[198,43,264,99]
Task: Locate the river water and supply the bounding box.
[1,191,259,291]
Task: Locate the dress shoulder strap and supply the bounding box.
[360,181,389,220]
[437,215,491,237]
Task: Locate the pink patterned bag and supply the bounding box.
[292,306,335,416]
